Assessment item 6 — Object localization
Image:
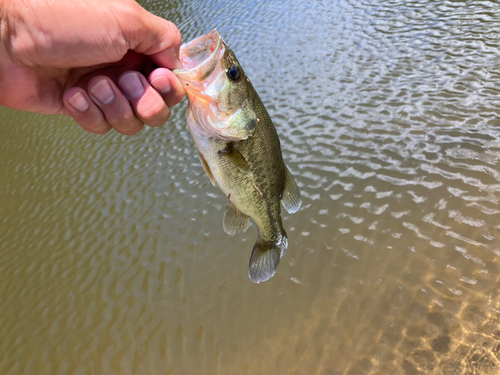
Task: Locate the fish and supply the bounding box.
[174,30,301,283]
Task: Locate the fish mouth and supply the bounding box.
[173,29,228,120]
[174,30,246,141]
[173,29,226,109]
[174,29,225,82]
[178,29,224,70]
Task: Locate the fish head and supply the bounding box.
[174,29,257,141]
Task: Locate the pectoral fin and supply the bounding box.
[223,200,250,236]
[281,167,301,214]
[198,152,216,186]
[218,143,252,175]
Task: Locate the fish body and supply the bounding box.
[174,30,301,283]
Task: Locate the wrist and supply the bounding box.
[0,0,15,60]
[0,0,9,106]
[0,0,13,43]
[0,0,23,109]
[0,0,7,50]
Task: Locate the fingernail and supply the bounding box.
[151,75,171,94]
[119,73,145,98]
[90,80,115,104]
[68,92,89,112]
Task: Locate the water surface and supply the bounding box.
[1,0,500,374]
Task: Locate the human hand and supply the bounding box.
[0,0,185,135]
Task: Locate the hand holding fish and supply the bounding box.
[0,0,185,135]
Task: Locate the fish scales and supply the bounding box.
[197,96,285,238]
[174,30,301,283]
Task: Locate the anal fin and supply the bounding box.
[281,166,301,214]
[198,152,216,186]
[223,200,250,236]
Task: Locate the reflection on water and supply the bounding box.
[2,0,500,374]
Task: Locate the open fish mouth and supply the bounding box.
[173,29,227,116]
[174,29,225,80]
[173,29,255,141]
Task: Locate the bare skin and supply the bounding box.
[0,0,185,135]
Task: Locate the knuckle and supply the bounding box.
[79,119,110,135]
[93,126,112,135]
[122,110,137,123]
[106,108,136,127]
[140,103,170,127]
[118,124,144,136]
[105,108,144,135]
[165,21,182,48]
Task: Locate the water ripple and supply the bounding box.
[1,0,500,374]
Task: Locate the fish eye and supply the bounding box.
[227,65,241,81]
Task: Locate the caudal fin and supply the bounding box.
[248,234,288,283]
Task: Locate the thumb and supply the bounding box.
[122,5,182,69]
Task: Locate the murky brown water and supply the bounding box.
[2,0,500,374]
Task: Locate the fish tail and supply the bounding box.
[248,232,288,283]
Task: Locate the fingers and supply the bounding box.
[149,68,185,108]
[64,69,185,135]
[118,71,171,128]
[64,76,144,135]
[88,77,145,135]
[63,88,112,135]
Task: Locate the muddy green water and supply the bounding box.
[2,0,500,374]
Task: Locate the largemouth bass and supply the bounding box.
[174,30,301,283]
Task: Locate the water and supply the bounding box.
[1,0,500,374]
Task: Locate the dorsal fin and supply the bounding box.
[281,167,301,214]
[223,200,250,236]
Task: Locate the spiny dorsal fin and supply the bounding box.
[281,166,301,214]
[198,152,216,186]
[218,143,252,175]
[223,200,250,236]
